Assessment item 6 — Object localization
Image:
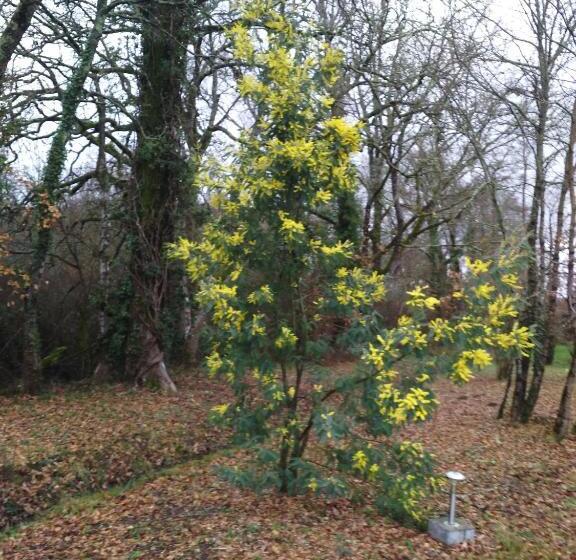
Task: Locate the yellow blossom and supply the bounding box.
[406,285,440,309]
[465,256,491,276]
[352,450,368,471]
[473,283,496,299]
[323,118,361,151]
[278,211,306,240]
[211,403,229,415]
[502,273,521,289]
[275,326,298,349]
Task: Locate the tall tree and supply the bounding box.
[21,0,109,391]
[129,0,190,393]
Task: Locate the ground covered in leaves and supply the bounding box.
[0,368,574,559]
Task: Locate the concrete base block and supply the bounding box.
[428,516,475,546]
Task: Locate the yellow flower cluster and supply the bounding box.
[269,137,315,169]
[352,450,368,471]
[197,283,246,331]
[323,118,361,152]
[406,285,440,310]
[228,23,254,62]
[492,324,532,354]
[465,256,491,275]
[332,268,386,307]
[392,387,435,423]
[211,403,229,416]
[399,327,428,349]
[247,284,274,304]
[310,239,353,258]
[399,441,425,457]
[275,326,298,349]
[502,273,520,289]
[473,283,496,299]
[373,382,435,425]
[278,211,306,241]
[487,295,518,326]
[312,189,332,204]
[428,318,455,342]
[451,348,493,383]
[319,45,344,85]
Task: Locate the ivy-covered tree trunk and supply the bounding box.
[21,0,108,391]
[130,0,188,393]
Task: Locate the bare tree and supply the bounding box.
[0,0,42,84]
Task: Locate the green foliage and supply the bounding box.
[102,276,134,376]
[40,346,67,369]
[171,0,532,523]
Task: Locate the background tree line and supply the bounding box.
[0,0,575,435]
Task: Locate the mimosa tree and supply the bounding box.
[171,0,532,523]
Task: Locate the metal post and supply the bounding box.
[448,480,457,525]
[445,471,465,526]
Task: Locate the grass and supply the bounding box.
[552,343,572,370]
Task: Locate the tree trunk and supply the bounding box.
[136,328,178,394]
[129,0,189,394]
[544,98,576,365]
[510,75,549,423]
[186,309,207,366]
[554,339,576,439]
[496,356,514,381]
[428,222,448,297]
[555,113,576,439]
[93,94,113,383]
[21,0,109,391]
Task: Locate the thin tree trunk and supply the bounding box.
[21,0,109,391]
[496,355,514,380]
[545,98,576,364]
[186,309,207,366]
[555,123,576,438]
[497,359,515,419]
[554,340,576,439]
[428,222,448,297]
[511,77,549,423]
[93,94,112,382]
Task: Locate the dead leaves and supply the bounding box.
[0,379,229,531]
[0,373,574,559]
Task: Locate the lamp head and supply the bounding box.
[446,471,465,482]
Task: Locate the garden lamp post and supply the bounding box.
[427,470,475,545]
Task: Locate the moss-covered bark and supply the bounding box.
[129,0,189,393]
[21,0,109,391]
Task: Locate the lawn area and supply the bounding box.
[552,344,573,371]
[0,367,574,560]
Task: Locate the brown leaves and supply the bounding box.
[0,373,574,559]
[0,378,228,531]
